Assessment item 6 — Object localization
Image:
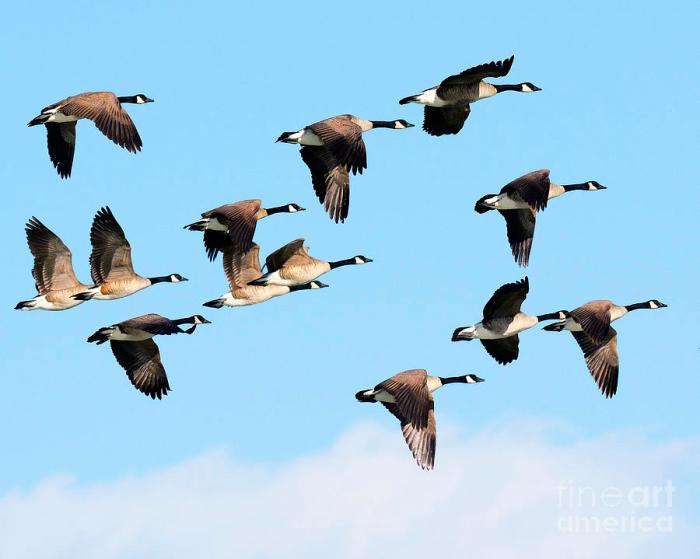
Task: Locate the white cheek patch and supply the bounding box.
[394,121,406,129]
[287,206,298,212]
[649,301,659,309]
[521,84,534,92]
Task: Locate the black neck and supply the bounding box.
[438,376,466,385]
[329,257,356,270]
[562,182,590,192]
[494,84,521,93]
[117,95,139,104]
[537,312,563,322]
[264,205,289,215]
[370,120,395,129]
[172,317,194,326]
[624,302,649,311]
[289,283,313,292]
[148,275,172,284]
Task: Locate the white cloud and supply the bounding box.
[1,420,698,559]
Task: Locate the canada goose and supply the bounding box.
[451,277,566,365]
[184,199,305,261]
[399,55,541,136]
[543,299,667,398]
[88,313,210,399]
[73,207,187,301]
[203,243,328,308]
[356,369,484,470]
[15,217,92,311]
[276,114,414,223]
[474,169,606,266]
[28,92,153,178]
[247,238,372,287]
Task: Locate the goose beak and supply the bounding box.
[144,97,154,103]
[658,302,668,308]
[532,86,542,92]
[200,318,212,324]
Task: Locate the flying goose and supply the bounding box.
[276,114,414,223]
[28,92,153,178]
[15,217,92,311]
[73,207,187,301]
[203,243,328,308]
[474,169,606,266]
[399,55,541,136]
[543,299,667,398]
[184,199,305,261]
[88,313,210,399]
[452,277,566,365]
[356,369,484,470]
[248,238,372,287]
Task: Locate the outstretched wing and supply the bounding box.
[265,238,306,273]
[309,117,367,175]
[110,339,170,400]
[436,55,515,99]
[60,92,142,153]
[500,209,536,267]
[45,123,76,179]
[25,217,82,293]
[300,146,350,223]
[571,327,619,398]
[376,369,436,470]
[422,105,470,136]
[482,276,529,319]
[500,169,551,211]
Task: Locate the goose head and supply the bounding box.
[353,255,373,264]
[585,181,606,191]
[519,82,542,93]
[392,119,415,129]
[190,315,211,324]
[169,273,188,283]
[135,94,154,104]
[465,374,485,383]
[647,299,668,309]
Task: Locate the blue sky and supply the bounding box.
[1,1,698,556]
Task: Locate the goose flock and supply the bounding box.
[20,55,666,470]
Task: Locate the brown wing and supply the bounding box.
[25,217,82,293]
[223,244,262,290]
[60,92,142,153]
[570,301,613,344]
[119,314,183,336]
[376,369,436,469]
[501,169,551,211]
[309,117,367,175]
[572,328,619,398]
[202,199,261,259]
[264,238,307,273]
[300,146,350,223]
[89,206,136,283]
[481,336,520,365]
[500,208,536,267]
[110,339,170,400]
[422,105,470,136]
[45,123,76,179]
[482,276,529,319]
[436,55,515,98]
